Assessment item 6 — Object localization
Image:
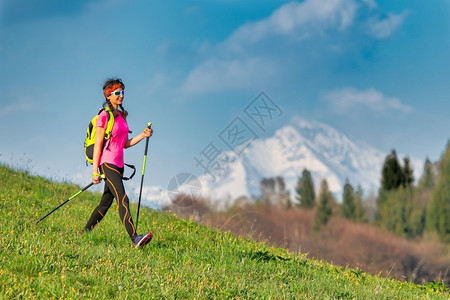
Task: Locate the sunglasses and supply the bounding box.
[110,90,125,96]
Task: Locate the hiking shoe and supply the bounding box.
[132,232,152,248]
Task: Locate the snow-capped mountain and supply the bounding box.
[197,118,422,204]
[137,118,423,209]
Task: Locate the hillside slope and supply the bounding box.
[0,165,447,299]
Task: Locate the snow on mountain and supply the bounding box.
[197,118,422,204]
[137,118,423,209]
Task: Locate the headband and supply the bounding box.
[104,84,123,97]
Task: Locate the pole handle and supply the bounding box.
[143,122,152,156]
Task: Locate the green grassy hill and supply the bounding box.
[0,164,447,299]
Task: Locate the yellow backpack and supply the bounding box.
[84,107,114,165]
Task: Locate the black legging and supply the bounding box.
[83,163,136,239]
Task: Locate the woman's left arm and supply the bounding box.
[125,127,153,148]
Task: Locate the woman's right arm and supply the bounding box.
[92,126,106,184]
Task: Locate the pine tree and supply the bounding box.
[409,205,426,237]
[427,142,450,243]
[418,158,435,191]
[377,150,405,224]
[381,150,404,191]
[341,179,355,221]
[314,179,334,231]
[408,158,435,238]
[376,152,426,239]
[402,157,414,187]
[381,186,414,238]
[353,185,367,223]
[295,169,315,209]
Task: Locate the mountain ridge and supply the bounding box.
[196,117,422,205]
[140,118,423,208]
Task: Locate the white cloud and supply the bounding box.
[224,0,406,49]
[226,0,358,51]
[180,57,278,94]
[361,0,378,9]
[366,12,408,39]
[179,0,408,95]
[321,87,412,113]
[136,185,169,209]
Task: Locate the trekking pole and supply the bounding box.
[36,175,104,224]
[136,122,152,232]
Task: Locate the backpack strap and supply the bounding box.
[122,163,136,181]
[101,107,115,150]
[103,108,115,138]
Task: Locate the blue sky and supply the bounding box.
[1,0,449,198]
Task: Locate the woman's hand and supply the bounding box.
[125,127,153,148]
[92,173,102,184]
[144,127,153,138]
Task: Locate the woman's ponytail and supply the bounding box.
[119,104,128,120]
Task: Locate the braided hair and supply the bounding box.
[102,78,128,120]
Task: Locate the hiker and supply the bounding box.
[79,78,153,248]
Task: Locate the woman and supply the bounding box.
[79,78,153,248]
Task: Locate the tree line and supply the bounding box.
[259,142,450,243]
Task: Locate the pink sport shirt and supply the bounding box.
[96,110,129,168]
